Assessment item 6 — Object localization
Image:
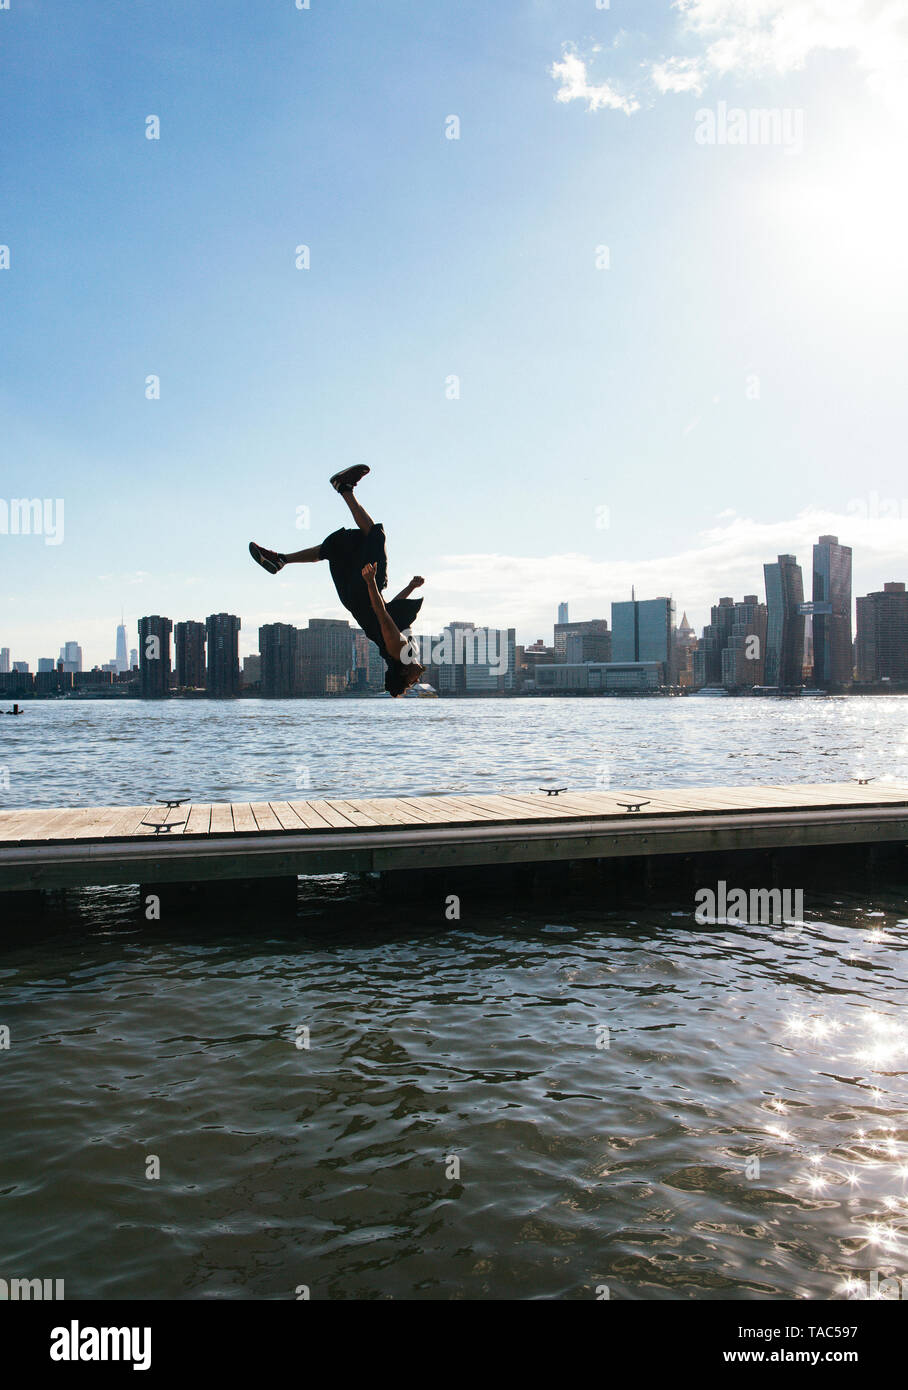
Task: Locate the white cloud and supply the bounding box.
[555,1,908,118]
[651,55,707,94]
[416,507,908,639]
[550,49,640,115]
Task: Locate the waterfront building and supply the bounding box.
[259,623,298,697]
[611,597,674,681]
[855,582,908,682]
[721,596,768,689]
[674,612,698,688]
[535,661,662,693]
[0,648,9,673]
[692,597,736,687]
[241,655,262,689]
[206,613,241,697]
[59,640,83,673]
[811,535,853,687]
[426,623,516,693]
[554,618,609,660]
[175,620,207,688]
[138,615,173,697]
[295,619,353,694]
[763,555,805,688]
[115,620,129,674]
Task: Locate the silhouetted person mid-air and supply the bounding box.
[249,467,426,697]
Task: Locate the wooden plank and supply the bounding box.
[284,800,336,830]
[185,804,212,835]
[250,802,282,832]
[231,803,259,833]
[353,798,435,827]
[270,801,317,831]
[41,807,141,841]
[433,796,511,822]
[101,805,154,839]
[209,804,235,834]
[326,800,381,828]
[303,800,367,829]
[0,807,78,843]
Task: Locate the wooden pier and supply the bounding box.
[1,782,907,896]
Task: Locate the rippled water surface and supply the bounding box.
[2,698,907,1299]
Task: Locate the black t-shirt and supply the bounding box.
[320,523,423,664]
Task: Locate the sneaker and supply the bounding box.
[249,541,285,574]
[330,464,370,493]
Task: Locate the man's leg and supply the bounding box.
[281,545,322,563]
[339,487,375,535]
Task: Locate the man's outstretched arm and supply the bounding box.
[390,575,425,604]
[362,563,408,659]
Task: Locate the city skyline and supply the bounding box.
[3,4,907,669]
[5,528,907,695]
[0,526,893,668]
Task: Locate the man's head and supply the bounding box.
[385,660,426,697]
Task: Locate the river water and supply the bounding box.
[1,697,906,1299]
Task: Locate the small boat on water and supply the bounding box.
[693,686,729,697]
[376,682,439,698]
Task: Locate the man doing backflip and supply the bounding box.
[248,466,426,697]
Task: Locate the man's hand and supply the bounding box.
[361,562,377,584]
[409,576,425,590]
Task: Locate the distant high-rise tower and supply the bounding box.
[116,617,129,674]
[59,640,83,673]
[812,535,852,687]
[259,623,298,697]
[175,620,207,688]
[138,616,173,697]
[611,596,674,679]
[129,648,138,670]
[206,613,241,697]
[856,582,908,683]
[557,602,569,626]
[0,648,9,674]
[763,555,805,688]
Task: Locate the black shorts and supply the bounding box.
[320,522,388,605]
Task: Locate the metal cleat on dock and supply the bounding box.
[141,820,187,834]
[539,786,567,796]
[617,800,651,813]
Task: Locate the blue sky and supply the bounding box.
[2,0,907,665]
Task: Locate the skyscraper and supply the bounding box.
[555,618,610,660]
[206,613,241,697]
[59,640,83,673]
[175,620,207,688]
[763,555,805,688]
[811,535,852,687]
[0,648,9,674]
[557,602,569,626]
[673,613,698,687]
[721,596,767,689]
[116,618,129,675]
[855,582,908,682]
[692,597,736,687]
[611,597,674,679]
[295,619,353,694]
[259,623,298,696]
[137,616,173,697]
